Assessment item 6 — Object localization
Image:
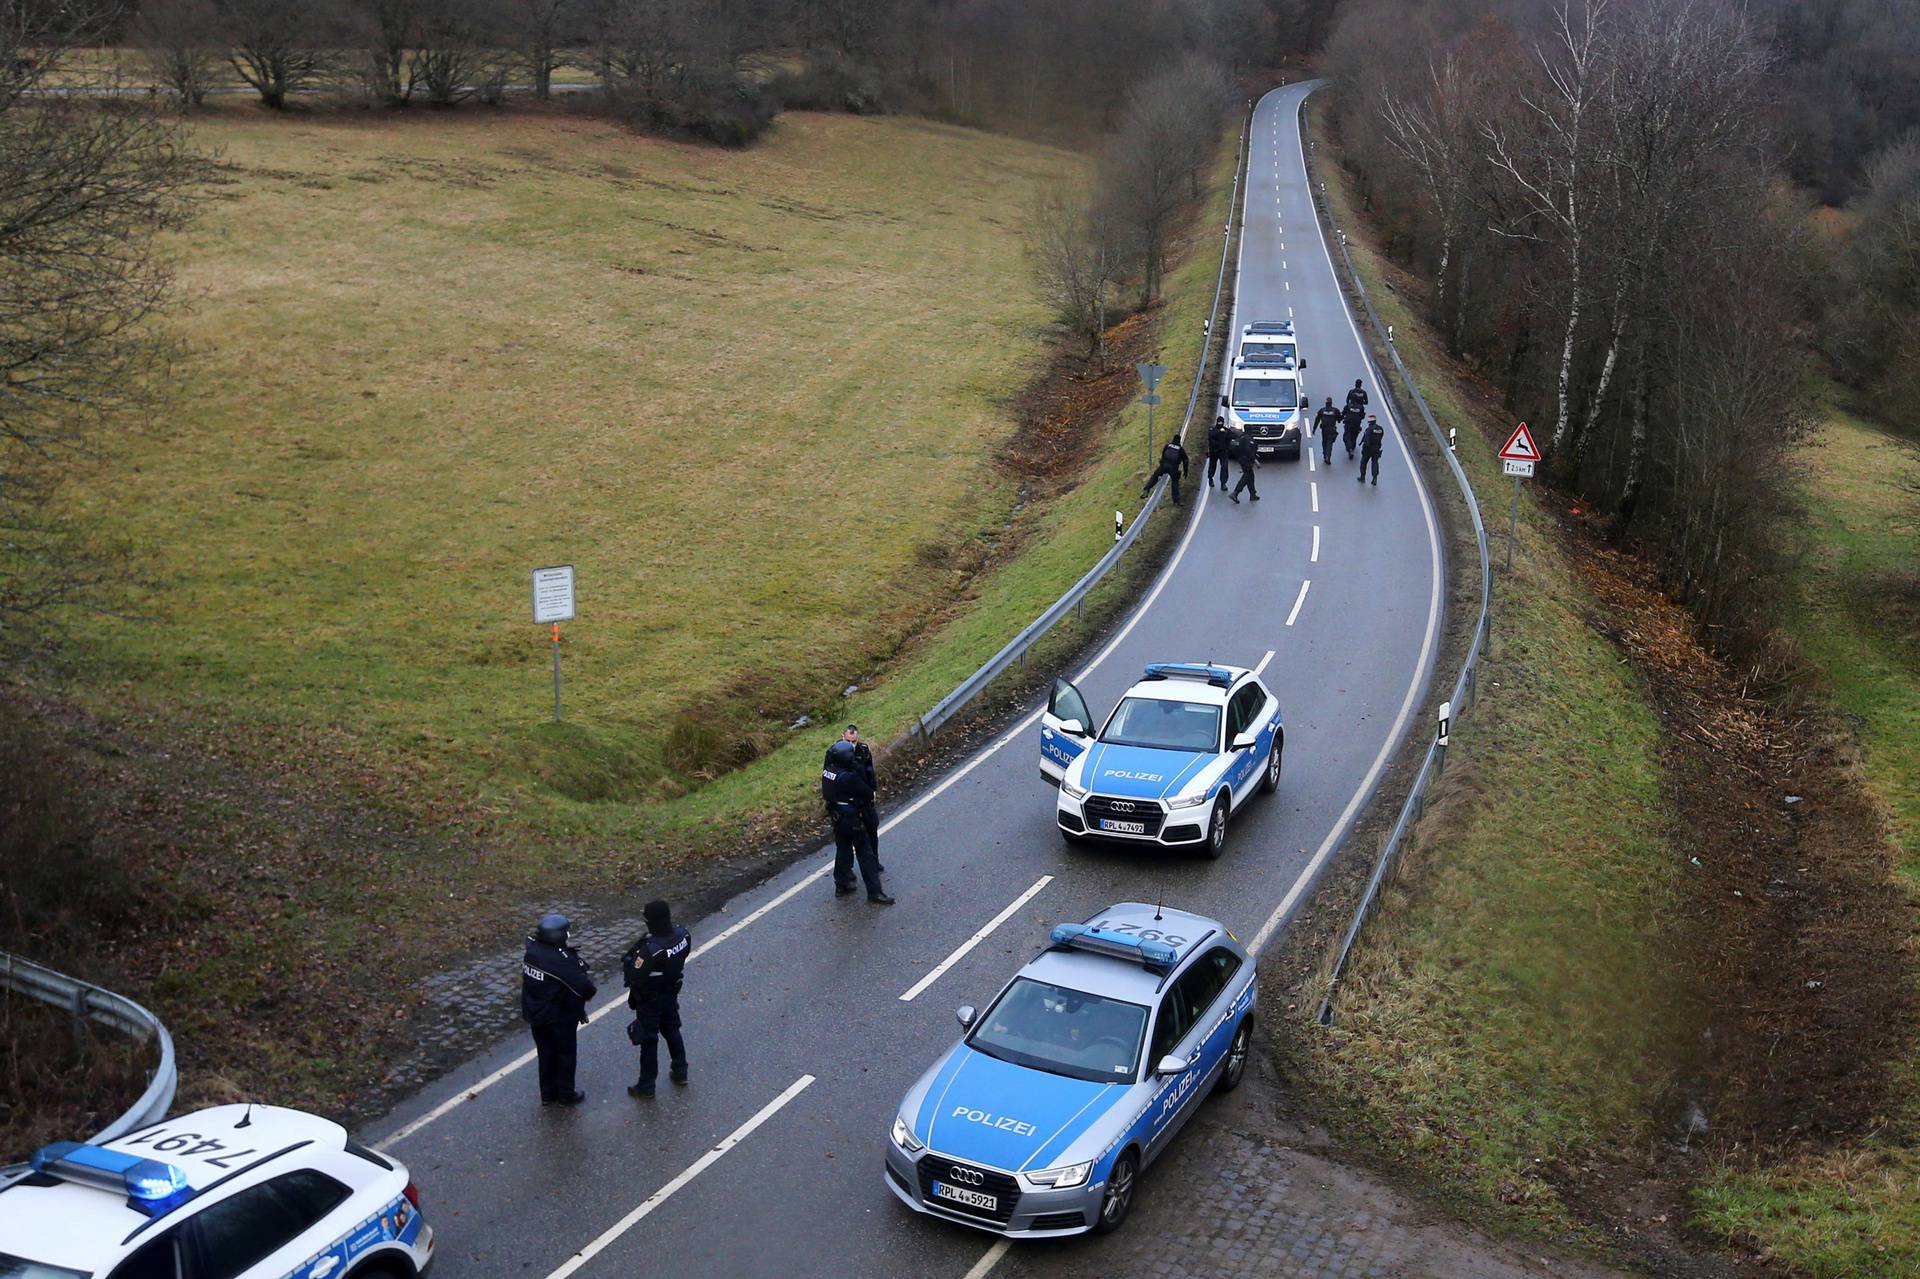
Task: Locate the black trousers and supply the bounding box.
[833,810,882,893]
[1342,425,1360,457]
[633,997,687,1085]
[1320,431,1336,462]
[1360,450,1381,482]
[1232,465,1259,499]
[530,1020,579,1101]
[1141,464,1183,504]
[860,803,882,865]
[1207,451,1230,487]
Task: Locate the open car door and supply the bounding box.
[1040,677,1096,786]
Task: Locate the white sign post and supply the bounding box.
[532,565,575,721]
[1497,424,1543,571]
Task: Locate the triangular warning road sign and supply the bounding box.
[1499,423,1542,462]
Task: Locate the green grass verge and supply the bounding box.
[1297,110,1682,1237]
[1692,408,1920,1277]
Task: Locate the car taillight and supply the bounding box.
[403,1181,421,1209]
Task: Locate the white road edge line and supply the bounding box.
[1311,525,1321,563]
[541,1074,815,1279]
[899,875,1054,1002]
[1286,580,1310,627]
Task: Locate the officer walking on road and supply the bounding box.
[824,739,892,904]
[1345,378,1369,415]
[1206,415,1232,490]
[1140,434,1191,506]
[843,724,882,873]
[1358,414,1386,486]
[521,913,595,1106]
[1340,400,1364,460]
[1227,427,1261,504]
[623,900,691,1098]
[1313,397,1342,465]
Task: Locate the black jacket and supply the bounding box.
[1233,432,1260,470]
[823,755,874,813]
[1157,439,1190,476]
[850,740,877,793]
[1313,405,1341,438]
[1360,422,1386,457]
[1206,422,1230,457]
[521,936,596,1028]
[1345,386,1369,413]
[1341,404,1364,433]
[623,925,692,1009]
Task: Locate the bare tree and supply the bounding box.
[504,0,578,99]
[130,0,225,107]
[1026,187,1126,360]
[226,0,351,109]
[412,0,510,106]
[1,2,197,661]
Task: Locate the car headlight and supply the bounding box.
[1061,779,1089,800]
[1168,792,1209,809]
[1023,1161,1093,1189]
[891,1114,924,1153]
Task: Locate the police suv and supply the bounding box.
[0,1105,433,1279]
[1221,321,1306,460]
[885,904,1256,1237]
[1040,663,1282,859]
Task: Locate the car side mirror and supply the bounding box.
[1219,394,1229,408]
[956,1005,977,1030]
[1231,732,1257,752]
[1155,1054,1189,1077]
[1058,718,1087,738]
[1300,357,1307,368]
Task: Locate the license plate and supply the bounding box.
[1100,819,1147,834]
[932,1180,999,1212]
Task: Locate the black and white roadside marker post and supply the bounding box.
[1497,423,1542,572]
[532,564,575,722]
[1136,359,1167,474]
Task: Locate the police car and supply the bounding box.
[1040,663,1282,859]
[1220,321,1306,459]
[0,1105,432,1279]
[885,904,1256,1237]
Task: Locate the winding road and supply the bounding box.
[366,81,1444,1279]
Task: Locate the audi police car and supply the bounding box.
[885,904,1256,1237]
[1041,663,1282,859]
[0,1105,432,1279]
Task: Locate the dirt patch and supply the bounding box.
[1000,308,1168,497]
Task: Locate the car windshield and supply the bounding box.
[1240,340,1295,360]
[968,977,1148,1083]
[1232,377,1298,408]
[1100,697,1221,752]
[0,1255,88,1279]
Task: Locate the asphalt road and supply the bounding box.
[367,81,1443,1279]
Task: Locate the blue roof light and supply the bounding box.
[29,1141,195,1217]
[1142,663,1237,689]
[1049,923,1179,973]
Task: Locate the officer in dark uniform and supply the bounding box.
[1340,400,1364,459]
[1206,415,1232,489]
[623,899,691,1098]
[824,739,892,903]
[1227,427,1261,504]
[842,724,882,873]
[521,913,595,1106]
[1358,414,1386,486]
[1345,379,1369,414]
[1313,397,1342,464]
[1139,435,1190,505]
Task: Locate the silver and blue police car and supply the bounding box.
[0,1104,432,1279]
[1041,663,1282,859]
[885,904,1256,1237]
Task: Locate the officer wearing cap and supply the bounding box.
[623,900,691,1098]
[843,724,882,873]
[824,739,891,903]
[1359,414,1386,486]
[521,913,596,1106]
[1206,415,1231,489]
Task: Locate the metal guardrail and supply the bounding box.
[2,952,177,1156]
[913,111,1253,741]
[1300,107,1494,1025]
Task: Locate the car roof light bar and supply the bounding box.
[1048,923,1178,973]
[1244,321,1294,334]
[30,1142,195,1218]
[1142,663,1236,688]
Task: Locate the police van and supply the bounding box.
[0,1104,433,1278]
[1220,338,1306,461]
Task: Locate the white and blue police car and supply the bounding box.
[885,904,1256,1237]
[0,1104,432,1279]
[1040,663,1282,859]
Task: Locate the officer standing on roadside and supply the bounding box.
[1341,399,1364,460]
[1358,414,1386,486]
[521,913,595,1106]
[1206,415,1232,490]
[824,739,892,903]
[843,724,882,873]
[1313,396,1342,465]
[1140,434,1191,506]
[623,899,691,1098]
[1227,427,1261,504]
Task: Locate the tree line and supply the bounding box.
[1322,0,1918,644]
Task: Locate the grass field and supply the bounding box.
[1693,410,1920,1277]
[1296,109,1683,1238]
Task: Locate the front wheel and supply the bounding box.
[1260,741,1282,795]
[1203,796,1229,860]
[1216,1019,1253,1093]
[1092,1150,1139,1235]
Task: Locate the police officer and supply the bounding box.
[1345,378,1369,415]
[521,913,595,1106]
[1206,415,1232,489]
[1140,434,1190,506]
[824,739,892,903]
[1227,427,1261,504]
[1358,414,1386,486]
[623,900,691,1098]
[1313,396,1342,464]
[843,723,881,873]
[1341,400,1364,460]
